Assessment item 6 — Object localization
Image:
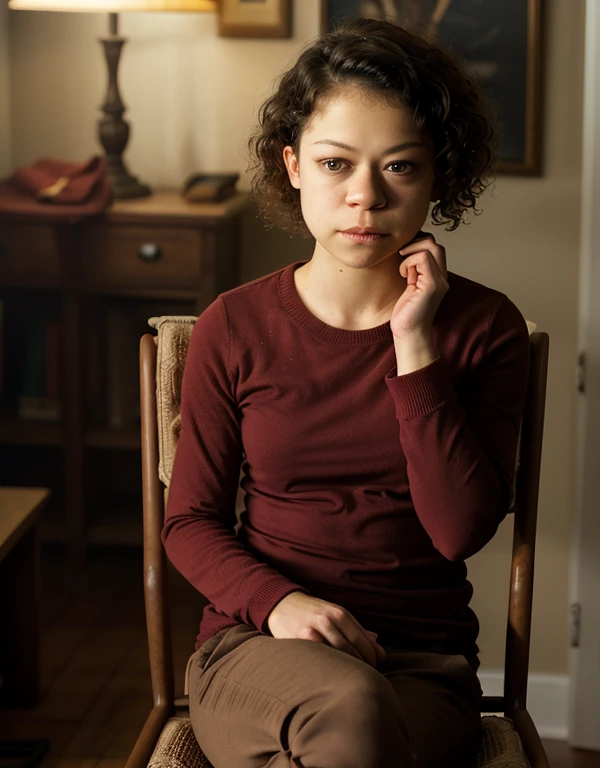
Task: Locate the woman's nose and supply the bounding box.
[345,167,387,209]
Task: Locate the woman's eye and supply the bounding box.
[323,159,345,172]
[387,161,414,174]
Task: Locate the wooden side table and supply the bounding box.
[0,192,246,567]
[0,487,49,707]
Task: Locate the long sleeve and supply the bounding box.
[385,295,530,561]
[162,297,306,632]
[162,263,531,658]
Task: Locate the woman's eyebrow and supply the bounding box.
[310,139,427,153]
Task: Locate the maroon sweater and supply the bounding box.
[163,262,530,665]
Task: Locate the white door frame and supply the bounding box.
[569,0,600,750]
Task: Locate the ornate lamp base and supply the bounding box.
[106,154,152,199]
[99,23,152,201]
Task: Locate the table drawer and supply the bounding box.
[0,224,61,286]
[83,225,203,289]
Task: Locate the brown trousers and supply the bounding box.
[189,625,482,768]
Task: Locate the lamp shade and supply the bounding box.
[8,0,215,11]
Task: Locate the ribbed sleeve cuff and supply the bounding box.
[247,576,309,634]
[385,356,457,420]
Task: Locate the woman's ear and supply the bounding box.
[283,146,301,189]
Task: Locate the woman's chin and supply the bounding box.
[320,248,404,272]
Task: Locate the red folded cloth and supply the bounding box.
[0,155,113,221]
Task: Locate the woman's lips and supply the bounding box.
[340,229,388,244]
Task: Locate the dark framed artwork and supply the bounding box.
[321,0,544,175]
[219,0,292,38]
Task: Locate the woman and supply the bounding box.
[163,16,530,768]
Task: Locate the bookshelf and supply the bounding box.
[0,410,62,445]
[0,191,246,567]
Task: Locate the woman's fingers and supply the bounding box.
[399,249,447,281]
[267,593,383,667]
[317,610,378,666]
[315,605,377,667]
[405,263,419,286]
[399,233,448,279]
[399,254,448,295]
[391,238,449,340]
[372,641,387,666]
[399,253,446,289]
[315,622,371,663]
[340,624,378,667]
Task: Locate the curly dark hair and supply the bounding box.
[247,16,497,235]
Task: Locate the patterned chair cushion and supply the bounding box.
[147,315,197,488]
[147,715,531,768]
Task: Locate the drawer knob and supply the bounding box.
[138,243,162,262]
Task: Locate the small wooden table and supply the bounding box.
[0,193,246,569]
[0,487,49,707]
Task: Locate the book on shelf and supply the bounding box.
[18,310,61,422]
[84,302,106,427]
[105,303,142,431]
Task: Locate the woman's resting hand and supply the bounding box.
[267,591,386,667]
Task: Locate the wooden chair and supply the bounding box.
[126,316,550,768]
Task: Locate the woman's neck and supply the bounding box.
[294,249,406,331]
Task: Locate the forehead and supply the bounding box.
[302,84,421,141]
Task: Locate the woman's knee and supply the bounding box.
[331,664,407,730]
[289,663,413,768]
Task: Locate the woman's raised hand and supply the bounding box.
[391,232,448,339]
[390,232,449,375]
[267,591,386,668]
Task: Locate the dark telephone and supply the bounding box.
[181,173,239,203]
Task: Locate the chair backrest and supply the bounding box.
[139,318,549,718]
[504,331,549,717]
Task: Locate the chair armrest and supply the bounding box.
[511,707,550,768]
[124,705,172,768]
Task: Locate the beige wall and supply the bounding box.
[457,0,584,674]
[0,0,11,176]
[7,0,583,675]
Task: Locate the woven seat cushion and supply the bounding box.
[148,717,213,768]
[473,716,531,767]
[147,715,530,768]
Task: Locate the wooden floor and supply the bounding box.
[0,548,598,768]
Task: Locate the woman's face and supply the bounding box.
[283,85,438,270]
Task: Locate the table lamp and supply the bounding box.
[8,0,216,198]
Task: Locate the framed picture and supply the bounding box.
[219,0,292,38]
[321,0,544,176]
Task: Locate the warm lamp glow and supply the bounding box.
[8,0,215,11]
[8,0,217,198]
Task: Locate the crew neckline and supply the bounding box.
[279,261,394,346]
